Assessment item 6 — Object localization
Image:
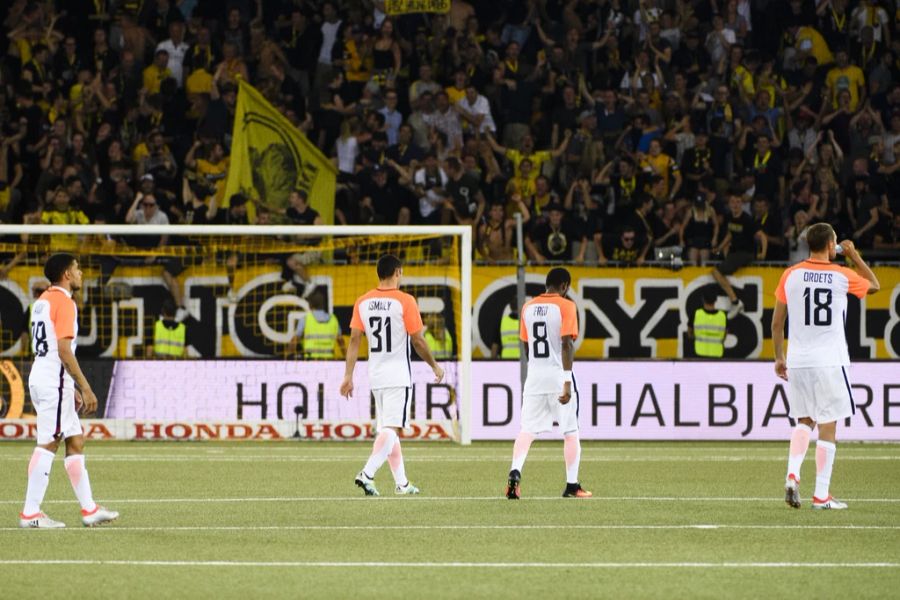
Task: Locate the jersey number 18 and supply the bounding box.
[803,287,832,326]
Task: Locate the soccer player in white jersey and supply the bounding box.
[20,254,119,528]
[341,255,444,496]
[506,267,592,499]
[772,224,880,510]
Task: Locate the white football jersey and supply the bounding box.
[775,259,870,368]
[29,286,78,390]
[520,293,578,395]
[350,288,424,390]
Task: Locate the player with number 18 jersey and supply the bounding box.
[772,223,879,511]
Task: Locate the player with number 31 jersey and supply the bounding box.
[772,223,879,511]
[341,255,444,497]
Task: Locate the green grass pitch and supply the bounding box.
[1,440,898,598]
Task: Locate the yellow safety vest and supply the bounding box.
[153,319,186,357]
[425,330,453,360]
[693,308,726,358]
[303,312,340,359]
[500,314,520,359]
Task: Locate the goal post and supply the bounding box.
[0,224,473,445]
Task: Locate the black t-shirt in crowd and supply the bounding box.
[725,212,758,253]
[445,173,481,220]
[529,218,583,261]
[286,205,319,226]
[756,210,785,260]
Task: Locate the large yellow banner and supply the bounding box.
[384,0,450,15]
[0,264,897,359]
[224,79,336,223]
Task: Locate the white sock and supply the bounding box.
[814,440,837,500]
[387,440,407,486]
[23,447,55,516]
[786,424,813,482]
[362,429,397,478]
[510,432,535,473]
[64,455,97,514]
[564,434,581,484]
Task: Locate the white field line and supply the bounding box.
[1,446,897,455]
[1,495,899,505]
[2,524,899,533]
[1,559,897,569]
[0,455,898,463]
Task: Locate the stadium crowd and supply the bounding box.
[1,0,899,268]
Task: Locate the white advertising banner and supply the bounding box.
[472,361,900,441]
[1,361,897,442]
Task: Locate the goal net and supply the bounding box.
[0,225,472,444]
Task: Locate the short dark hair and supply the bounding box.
[806,222,835,252]
[377,254,402,280]
[545,267,571,290]
[44,253,76,284]
[702,288,718,305]
[160,296,177,317]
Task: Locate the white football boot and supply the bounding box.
[19,512,66,529]
[811,496,848,510]
[81,505,120,527]
[395,482,420,495]
[355,471,380,496]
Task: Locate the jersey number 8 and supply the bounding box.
[31,321,49,357]
[532,321,550,358]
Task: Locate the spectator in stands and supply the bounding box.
[712,194,767,317]
[0,0,894,274]
[525,203,586,264]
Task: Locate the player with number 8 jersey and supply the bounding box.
[505,268,592,500]
[341,255,444,497]
[772,223,880,511]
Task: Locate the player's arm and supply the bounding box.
[340,328,364,398]
[410,331,444,383]
[559,334,574,405]
[57,340,98,414]
[771,300,788,381]
[840,240,880,294]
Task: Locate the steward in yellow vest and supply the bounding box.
[497,312,521,359]
[690,290,727,358]
[151,299,186,358]
[424,314,453,360]
[292,292,345,359]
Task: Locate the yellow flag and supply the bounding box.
[384,0,450,16]
[225,79,336,223]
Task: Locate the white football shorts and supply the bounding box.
[30,385,83,445]
[787,366,856,423]
[373,386,411,431]
[520,389,580,435]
